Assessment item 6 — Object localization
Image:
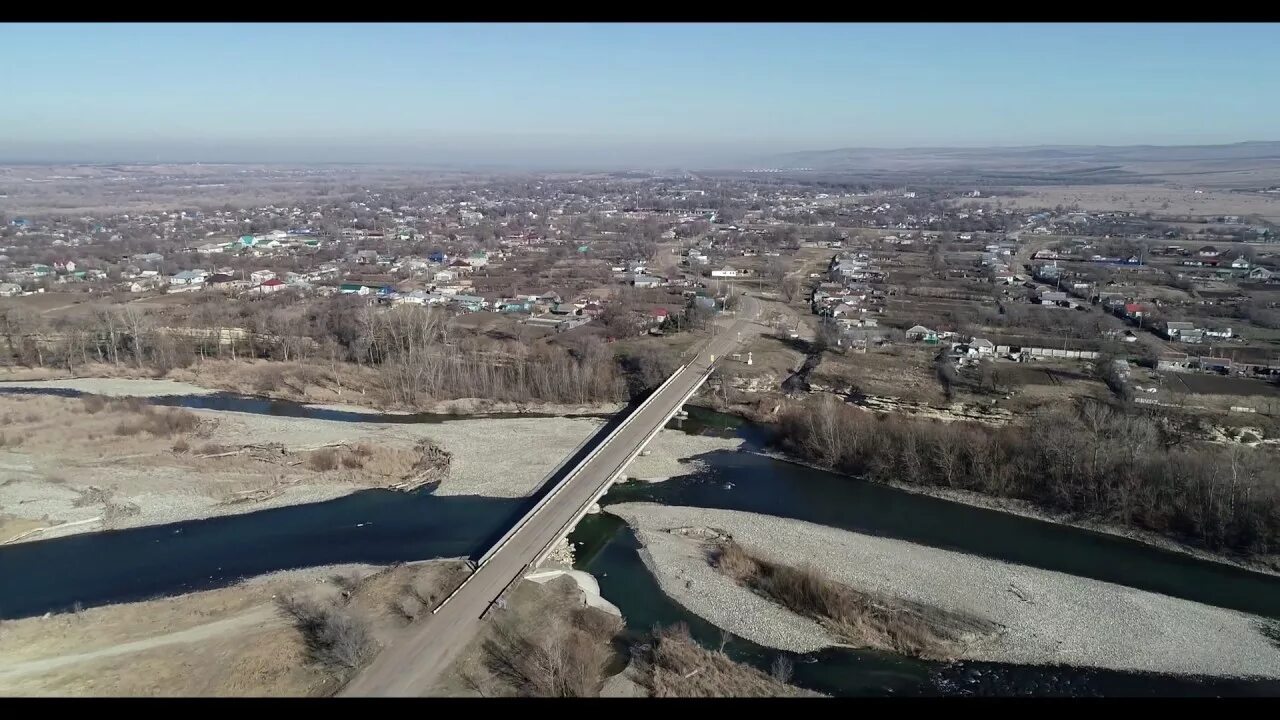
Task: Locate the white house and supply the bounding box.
[1231,256,1251,270]
[970,338,996,355]
[710,266,739,278]
[250,270,276,284]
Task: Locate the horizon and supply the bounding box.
[3,22,1279,167]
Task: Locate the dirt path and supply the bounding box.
[0,604,280,680]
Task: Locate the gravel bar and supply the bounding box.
[609,502,1280,678]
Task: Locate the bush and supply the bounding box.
[712,540,981,659]
[307,448,339,472]
[114,408,199,438]
[82,394,107,414]
[635,623,806,697]
[114,420,142,436]
[275,594,378,678]
[172,438,190,454]
[483,613,616,697]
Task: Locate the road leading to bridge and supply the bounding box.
[341,295,762,697]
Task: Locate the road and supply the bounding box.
[341,295,763,697]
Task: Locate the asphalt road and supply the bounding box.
[341,295,762,697]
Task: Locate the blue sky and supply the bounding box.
[2,23,1277,166]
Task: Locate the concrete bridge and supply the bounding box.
[341,296,760,696]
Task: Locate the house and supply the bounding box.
[830,302,860,317]
[255,278,286,295]
[1249,267,1276,281]
[340,283,373,296]
[196,242,227,255]
[1164,321,1196,340]
[169,269,207,286]
[629,274,663,289]
[1123,302,1146,319]
[970,338,995,355]
[710,266,739,278]
[1199,356,1232,374]
[448,258,473,273]
[651,307,670,323]
[206,273,235,287]
[1157,351,1191,372]
[1231,256,1251,270]
[427,251,449,264]
[1197,246,1221,258]
[451,294,488,311]
[0,282,21,297]
[354,250,379,265]
[467,251,490,268]
[1039,290,1070,305]
[250,270,276,284]
[905,325,939,343]
[497,299,532,313]
[53,260,77,274]
[1104,328,1139,343]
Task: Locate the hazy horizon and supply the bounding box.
[4,23,1279,168]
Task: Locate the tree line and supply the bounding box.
[779,395,1280,559]
[0,296,692,408]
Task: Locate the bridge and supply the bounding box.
[340,295,761,696]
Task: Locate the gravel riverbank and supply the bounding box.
[1,387,607,543]
[620,429,744,482]
[609,502,1280,678]
[0,378,218,398]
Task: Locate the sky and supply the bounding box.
[2,23,1278,167]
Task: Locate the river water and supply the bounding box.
[1,391,1278,695]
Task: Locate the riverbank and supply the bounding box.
[608,502,1280,679]
[749,447,1280,578]
[679,397,1280,577]
[0,559,466,696]
[0,362,623,418]
[0,384,605,544]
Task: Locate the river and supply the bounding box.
[1,391,1278,695]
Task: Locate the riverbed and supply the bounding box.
[4,387,1280,695]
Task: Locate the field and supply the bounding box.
[1164,372,1280,398]
[989,184,1280,223]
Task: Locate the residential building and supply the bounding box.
[1164,321,1196,340]
[255,278,286,295]
[905,325,939,343]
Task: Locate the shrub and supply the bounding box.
[198,442,230,456]
[712,540,973,659]
[307,448,339,472]
[172,438,190,454]
[82,394,107,414]
[114,421,142,437]
[275,594,378,678]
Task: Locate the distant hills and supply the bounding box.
[752,141,1280,186]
